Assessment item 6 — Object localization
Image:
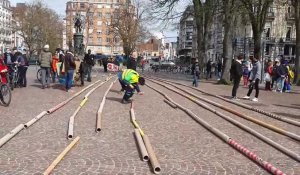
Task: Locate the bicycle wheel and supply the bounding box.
[37,69,42,82]
[0,84,11,106]
[7,73,13,91]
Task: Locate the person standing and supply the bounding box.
[217,60,222,80]
[84,49,94,82]
[265,60,273,91]
[38,45,52,89]
[16,50,29,87]
[230,55,243,99]
[127,52,137,71]
[206,60,212,79]
[243,57,261,102]
[192,59,200,87]
[64,51,76,92]
[51,52,59,83]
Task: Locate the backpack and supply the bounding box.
[287,66,294,79]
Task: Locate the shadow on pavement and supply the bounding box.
[273,104,300,110]
[273,112,300,119]
[106,97,122,103]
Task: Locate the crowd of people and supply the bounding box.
[230,55,295,102]
[0,45,146,105]
[0,48,29,88]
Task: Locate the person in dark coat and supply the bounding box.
[64,51,76,92]
[84,49,94,82]
[206,60,212,79]
[127,52,137,71]
[230,55,243,99]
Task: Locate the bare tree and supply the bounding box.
[12,1,63,55]
[240,0,274,59]
[291,0,300,85]
[110,1,146,56]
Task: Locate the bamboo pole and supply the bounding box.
[148,76,300,127]
[147,78,300,142]
[0,124,24,147]
[47,79,103,114]
[142,134,161,174]
[24,111,48,128]
[147,84,287,175]
[134,129,149,161]
[146,83,300,162]
[67,106,81,139]
[68,77,114,138]
[43,136,80,175]
[96,81,115,132]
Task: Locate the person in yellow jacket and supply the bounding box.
[118,69,145,103]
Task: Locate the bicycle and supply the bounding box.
[7,63,20,90]
[37,68,52,83]
[0,68,12,106]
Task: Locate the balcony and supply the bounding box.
[284,38,296,44]
[266,12,275,20]
[265,37,276,44]
[286,12,295,21]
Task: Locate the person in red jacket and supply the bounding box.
[52,53,59,83]
[265,61,273,91]
[0,55,8,84]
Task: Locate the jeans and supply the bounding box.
[119,79,137,101]
[66,69,74,90]
[192,74,199,87]
[86,65,92,81]
[247,79,260,98]
[41,67,51,87]
[51,71,57,83]
[232,77,241,97]
[276,77,285,91]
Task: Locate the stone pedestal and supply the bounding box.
[74,33,84,56]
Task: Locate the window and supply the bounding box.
[80,3,85,8]
[97,30,102,34]
[266,28,270,38]
[106,38,111,43]
[97,21,102,26]
[98,12,102,18]
[105,13,111,18]
[97,37,102,42]
[286,27,291,39]
[105,30,110,35]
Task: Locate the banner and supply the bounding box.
[107,63,119,72]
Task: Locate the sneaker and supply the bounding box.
[231,96,239,100]
[242,96,250,100]
[251,98,258,102]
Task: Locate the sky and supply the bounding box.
[10,0,182,42]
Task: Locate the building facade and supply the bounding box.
[188,1,296,64]
[136,37,160,58]
[66,0,127,55]
[0,0,12,53]
[178,6,194,59]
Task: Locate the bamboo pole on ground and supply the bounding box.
[146,82,300,162]
[96,81,115,132]
[43,136,80,175]
[24,111,48,128]
[47,79,102,114]
[67,76,114,139]
[134,129,149,161]
[130,102,161,173]
[0,124,24,147]
[147,84,287,175]
[148,76,300,127]
[147,78,300,142]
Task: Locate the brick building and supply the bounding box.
[65,0,129,55]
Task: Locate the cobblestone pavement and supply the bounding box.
[0,66,299,175]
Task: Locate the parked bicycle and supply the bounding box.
[0,67,12,106]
